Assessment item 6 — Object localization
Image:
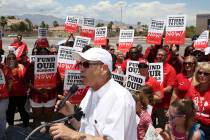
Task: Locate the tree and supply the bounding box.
[7,16,16,19]
[25,18,33,31]
[186,26,196,38]
[53,20,59,27]
[18,21,28,32]
[96,23,104,27]
[0,16,8,31]
[40,21,46,28]
[137,21,141,26]
[107,21,114,32]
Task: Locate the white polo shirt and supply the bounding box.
[79,79,137,140]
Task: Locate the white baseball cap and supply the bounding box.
[72,48,113,72]
[204,47,210,55]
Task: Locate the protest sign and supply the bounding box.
[38,27,47,38]
[80,18,95,40]
[118,29,134,54]
[146,19,165,45]
[34,55,57,88]
[57,46,77,79]
[165,15,186,45]
[193,30,209,50]
[112,72,126,86]
[93,27,107,46]
[63,70,88,104]
[126,73,145,91]
[126,60,139,75]
[29,55,36,63]
[73,36,91,52]
[1,55,5,64]
[64,16,79,33]
[144,124,164,140]
[0,69,5,85]
[148,63,163,82]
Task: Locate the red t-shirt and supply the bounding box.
[158,63,176,109]
[9,64,28,96]
[174,73,192,99]
[185,86,210,126]
[146,76,162,93]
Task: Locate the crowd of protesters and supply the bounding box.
[0,33,210,140]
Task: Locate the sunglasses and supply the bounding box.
[169,114,185,121]
[197,71,210,76]
[183,62,194,65]
[7,57,16,60]
[77,61,103,69]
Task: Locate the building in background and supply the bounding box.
[196,14,210,34]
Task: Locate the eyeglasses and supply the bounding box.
[169,114,185,121]
[77,61,103,69]
[197,71,210,76]
[183,62,194,66]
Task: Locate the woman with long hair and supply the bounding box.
[185,62,210,139]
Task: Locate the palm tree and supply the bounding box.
[0,16,8,31]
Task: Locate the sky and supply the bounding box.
[0,0,209,25]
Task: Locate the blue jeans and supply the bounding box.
[0,98,9,140]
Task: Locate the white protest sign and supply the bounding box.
[147,19,165,45]
[73,36,91,52]
[112,72,126,86]
[35,55,57,74]
[119,29,134,43]
[1,55,5,64]
[65,16,79,24]
[95,27,107,38]
[0,69,6,84]
[57,46,76,64]
[165,15,186,44]
[126,73,145,91]
[144,124,164,140]
[29,55,36,63]
[194,30,209,49]
[63,70,85,90]
[82,18,95,28]
[126,60,139,75]
[148,63,163,82]
[38,27,47,38]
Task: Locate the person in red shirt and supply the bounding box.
[25,38,62,128]
[185,62,210,139]
[6,53,29,127]
[170,55,197,103]
[122,47,144,74]
[152,48,176,129]
[10,34,28,61]
[138,59,163,102]
[0,55,11,139]
[114,50,125,73]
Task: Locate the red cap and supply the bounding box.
[35,38,49,48]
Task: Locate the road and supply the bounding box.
[2,37,194,56]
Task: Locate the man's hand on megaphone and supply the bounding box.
[54,95,75,116]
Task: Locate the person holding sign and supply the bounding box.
[25,41,62,128]
[138,59,163,103]
[49,48,137,140]
[153,48,176,129]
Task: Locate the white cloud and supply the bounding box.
[0,0,204,25]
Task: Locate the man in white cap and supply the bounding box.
[49,48,137,140]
